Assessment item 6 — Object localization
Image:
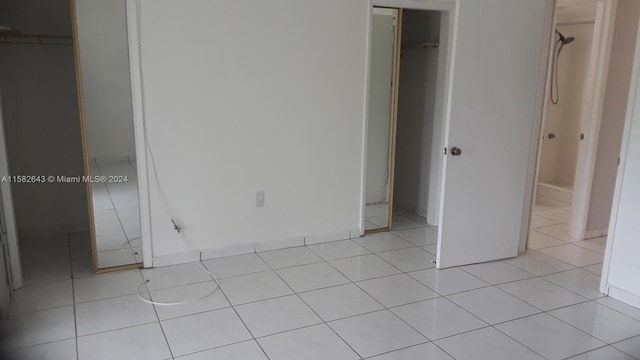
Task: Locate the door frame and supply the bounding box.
[361,0,456,235]
[524,0,618,251]
[125,0,153,268]
[569,0,617,240]
[600,17,640,296]
[0,93,22,290]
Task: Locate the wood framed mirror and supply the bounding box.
[71,0,142,272]
[364,7,402,233]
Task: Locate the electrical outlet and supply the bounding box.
[256,191,265,208]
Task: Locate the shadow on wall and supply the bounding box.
[0,0,89,237]
[393,10,441,218]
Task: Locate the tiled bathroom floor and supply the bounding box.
[2,214,639,359]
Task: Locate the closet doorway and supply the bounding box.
[363,8,444,237]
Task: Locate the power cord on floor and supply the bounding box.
[130,78,220,306]
[132,134,220,306]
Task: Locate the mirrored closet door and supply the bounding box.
[364,7,401,232]
[73,0,142,271]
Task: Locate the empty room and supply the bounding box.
[0,0,639,359]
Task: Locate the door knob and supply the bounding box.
[450,147,462,156]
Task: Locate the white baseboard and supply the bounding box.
[608,285,640,309]
[19,223,90,240]
[585,227,609,239]
[305,231,350,245]
[91,155,136,165]
[152,229,353,267]
[202,243,256,260]
[255,237,304,252]
[350,228,363,239]
[152,250,200,267]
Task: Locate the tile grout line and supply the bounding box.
[143,272,176,360]
[306,243,445,358]
[609,335,640,360]
[360,223,638,357]
[254,250,365,360]
[450,265,639,355]
[199,260,274,360]
[447,255,625,352]
[323,222,462,360]
[38,219,626,358]
[11,231,637,356]
[296,227,638,356]
[557,344,614,360]
[66,232,80,360]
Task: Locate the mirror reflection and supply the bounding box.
[75,0,141,269]
[365,8,398,231]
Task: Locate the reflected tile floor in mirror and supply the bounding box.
[365,203,389,230]
[89,159,141,268]
[4,217,638,360]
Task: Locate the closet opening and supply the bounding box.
[363,7,445,254]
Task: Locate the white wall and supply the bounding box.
[587,0,640,232]
[139,0,368,256]
[538,23,594,187]
[393,10,441,224]
[556,0,598,23]
[0,0,88,237]
[603,18,640,306]
[365,12,395,205]
[75,0,136,161]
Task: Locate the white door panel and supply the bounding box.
[0,94,16,317]
[437,0,552,268]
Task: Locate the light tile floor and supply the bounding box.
[3,207,640,360]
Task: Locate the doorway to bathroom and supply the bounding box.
[529,0,617,270]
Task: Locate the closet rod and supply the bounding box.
[402,41,439,50]
[1,33,73,45]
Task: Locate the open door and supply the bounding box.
[0,208,12,318]
[436,0,553,268]
[0,94,19,317]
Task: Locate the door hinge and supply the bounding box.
[443,147,447,155]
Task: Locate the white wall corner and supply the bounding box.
[255,237,304,252]
[350,228,363,239]
[304,230,351,245]
[152,250,200,267]
[416,206,429,220]
[201,243,255,260]
[585,228,605,239]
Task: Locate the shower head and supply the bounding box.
[555,29,575,45]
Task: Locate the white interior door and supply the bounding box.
[436,0,552,268]
[0,95,16,317]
